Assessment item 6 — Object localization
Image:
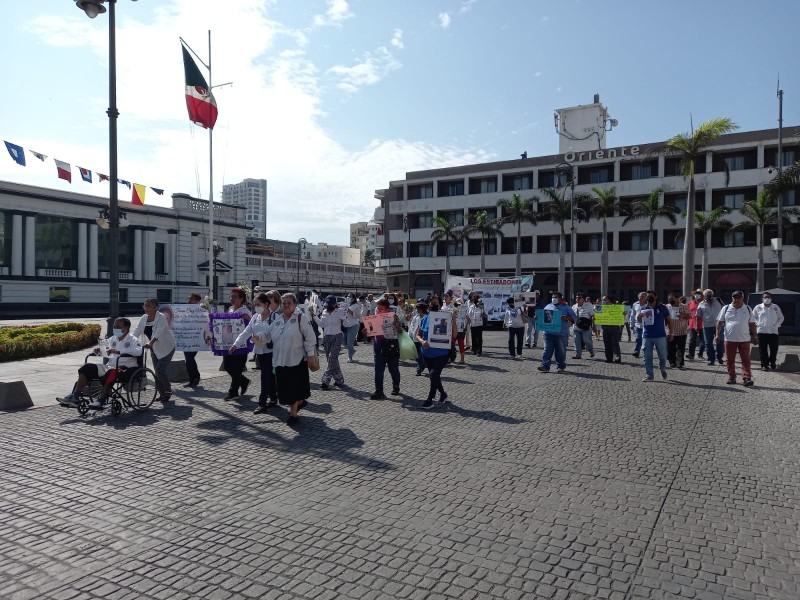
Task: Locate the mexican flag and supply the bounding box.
[182,45,217,129]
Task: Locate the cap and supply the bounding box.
[324,295,337,307]
[694,289,703,294]
[731,290,744,298]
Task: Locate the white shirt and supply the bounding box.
[233,309,277,355]
[319,307,347,336]
[504,306,525,328]
[132,311,176,359]
[343,303,361,328]
[716,303,755,342]
[264,308,317,367]
[468,305,485,327]
[104,332,143,369]
[631,301,645,329]
[753,303,784,334]
[572,302,595,329]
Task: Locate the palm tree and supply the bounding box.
[462,210,504,276]
[430,216,463,280]
[621,187,678,290]
[661,117,738,294]
[728,189,800,291]
[765,159,800,197]
[681,207,733,290]
[588,186,618,297]
[362,249,375,267]
[496,193,538,276]
[538,188,590,295]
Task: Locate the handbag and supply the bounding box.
[576,316,592,330]
[298,314,321,372]
[398,329,418,361]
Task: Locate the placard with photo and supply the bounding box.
[427,311,453,349]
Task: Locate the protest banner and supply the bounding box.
[164,303,210,352]
[535,308,562,333]
[593,304,625,326]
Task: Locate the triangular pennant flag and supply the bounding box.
[98,173,110,182]
[118,179,131,189]
[150,187,164,195]
[182,43,218,129]
[30,150,47,161]
[4,141,26,166]
[54,159,72,183]
[78,167,92,183]
[132,183,146,205]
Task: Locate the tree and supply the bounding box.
[362,249,375,267]
[496,193,538,276]
[462,210,504,276]
[621,187,678,290]
[538,187,590,295]
[588,186,618,297]
[661,117,738,295]
[430,216,463,280]
[677,206,733,291]
[728,189,800,291]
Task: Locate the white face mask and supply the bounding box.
[763,298,772,306]
[551,297,559,304]
[255,305,265,314]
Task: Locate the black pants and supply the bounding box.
[223,354,248,394]
[471,326,483,355]
[687,329,705,358]
[508,327,523,356]
[602,326,621,361]
[184,351,200,382]
[256,353,276,406]
[667,335,687,367]
[423,354,448,401]
[757,333,779,368]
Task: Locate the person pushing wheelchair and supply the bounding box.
[57,317,143,410]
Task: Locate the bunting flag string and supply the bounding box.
[2,138,169,200]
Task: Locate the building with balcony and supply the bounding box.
[222,178,267,238]
[373,126,800,300]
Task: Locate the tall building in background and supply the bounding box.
[222,178,267,238]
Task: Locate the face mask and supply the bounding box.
[255,305,265,314]
[669,299,676,305]
[113,328,124,338]
[551,297,559,304]
[389,299,395,305]
[430,305,439,311]
[694,294,701,300]
[647,296,655,304]
[763,298,772,305]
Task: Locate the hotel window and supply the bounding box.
[714,149,756,172]
[724,231,745,247]
[467,238,497,255]
[665,156,706,176]
[577,233,611,252]
[36,216,79,270]
[0,211,9,268]
[500,238,517,254]
[724,156,745,171]
[438,210,464,226]
[439,180,465,197]
[664,193,688,212]
[503,173,533,191]
[408,183,433,200]
[724,193,745,209]
[436,241,463,256]
[538,170,556,188]
[619,231,654,251]
[411,242,433,257]
[468,207,497,221]
[578,164,613,185]
[779,149,796,167]
[536,235,569,253]
[621,160,657,181]
[469,177,498,194]
[631,164,652,179]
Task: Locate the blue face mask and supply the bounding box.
[113,328,124,337]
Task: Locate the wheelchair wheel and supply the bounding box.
[126,367,157,409]
[77,398,90,417]
[111,399,123,416]
[86,380,103,401]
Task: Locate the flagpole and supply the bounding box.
[208,29,215,303]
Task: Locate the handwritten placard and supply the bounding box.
[164,304,210,352]
[593,304,625,326]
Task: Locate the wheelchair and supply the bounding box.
[75,351,158,417]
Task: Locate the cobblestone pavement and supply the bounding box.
[1,331,799,600]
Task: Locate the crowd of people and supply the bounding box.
[57,285,787,425]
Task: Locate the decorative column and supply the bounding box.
[78,222,88,279]
[191,232,200,284]
[89,224,99,278]
[227,236,237,287]
[133,228,143,280]
[144,230,155,281]
[168,229,178,283]
[24,216,35,277]
[11,214,23,276]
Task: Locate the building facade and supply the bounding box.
[0,181,249,318]
[373,127,800,300]
[222,178,267,238]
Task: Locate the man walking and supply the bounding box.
[686,289,705,360]
[666,293,691,369]
[696,289,725,366]
[716,290,757,386]
[537,292,576,373]
[753,291,784,371]
[571,293,595,359]
[630,291,647,358]
[637,291,672,382]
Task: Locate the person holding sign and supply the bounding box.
[537,292,576,373]
[666,293,691,369]
[221,288,252,401]
[370,298,403,400]
[416,301,453,409]
[571,294,595,359]
[599,296,622,363]
[637,291,672,381]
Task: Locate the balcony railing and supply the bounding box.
[100,271,134,280]
[0,266,8,276]
[155,274,169,281]
[37,269,77,278]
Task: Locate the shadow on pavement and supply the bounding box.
[463,364,509,373]
[569,372,629,382]
[58,403,194,428]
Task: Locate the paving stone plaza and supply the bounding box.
[1,330,799,600]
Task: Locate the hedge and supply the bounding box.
[0,323,102,362]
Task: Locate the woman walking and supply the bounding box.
[318,295,346,389]
[409,301,427,376]
[132,298,176,403]
[343,293,361,363]
[264,293,317,426]
[468,296,486,356]
[222,287,252,401]
[416,301,453,409]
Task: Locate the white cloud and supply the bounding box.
[534,71,542,77]
[391,28,404,50]
[312,0,353,28]
[459,0,478,14]
[327,47,402,93]
[438,12,451,29]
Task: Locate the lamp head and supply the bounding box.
[76,0,106,18]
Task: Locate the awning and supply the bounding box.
[714,272,752,286]
[582,274,600,286]
[622,273,647,286]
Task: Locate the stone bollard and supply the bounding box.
[0,381,34,411]
[167,360,189,383]
[780,354,800,373]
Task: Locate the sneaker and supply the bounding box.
[267,399,278,406]
[240,378,251,396]
[320,383,331,390]
[370,391,386,400]
[642,376,654,382]
[661,370,667,380]
[87,398,106,410]
[524,343,531,348]
[743,378,754,387]
[669,363,677,369]
[253,406,268,415]
[632,353,640,358]
[223,392,238,401]
[572,355,582,359]
[421,399,434,409]
[717,360,724,366]
[537,366,549,372]
[438,394,450,404]
[614,358,622,364]
[415,369,422,376]
[726,378,736,385]
[391,387,401,396]
[556,368,566,373]
[57,393,79,408]
[589,351,595,358]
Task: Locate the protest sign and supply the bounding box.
[361,313,397,338]
[535,308,562,333]
[593,304,625,326]
[164,303,210,352]
[427,311,453,349]
[209,313,253,356]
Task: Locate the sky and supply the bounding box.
[2,0,799,246]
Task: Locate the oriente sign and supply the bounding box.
[564,146,641,163]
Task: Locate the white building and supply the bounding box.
[350,221,369,255]
[373,125,800,300]
[0,181,248,317]
[303,242,361,266]
[222,178,267,238]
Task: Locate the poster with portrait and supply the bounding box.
[165,303,210,352]
[427,311,453,349]
[535,308,562,332]
[640,308,655,326]
[593,304,625,326]
[361,313,396,338]
[209,312,253,356]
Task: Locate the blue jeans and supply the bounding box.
[573,328,593,357]
[508,327,524,356]
[687,328,705,358]
[344,323,359,360]
[643,336,668,379]
[541,333,567,370]
[414,341,426,374]
[702,327,724,363]
[525,320,536,345]
[633,327,643,355]
[374,350,400,392]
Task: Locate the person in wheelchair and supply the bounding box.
[58,317,143,410]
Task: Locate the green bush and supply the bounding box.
[0,323,102,362]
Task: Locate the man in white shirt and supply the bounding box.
[715,290,757,387]
[753,291,785,371]
[630,291,647,358]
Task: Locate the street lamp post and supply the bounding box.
[555,162,576,300]
[402,215,411,293]
[295,238,307,297]
[211,240,223,302]
[77,0,128,337]
[776,87,785,289]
